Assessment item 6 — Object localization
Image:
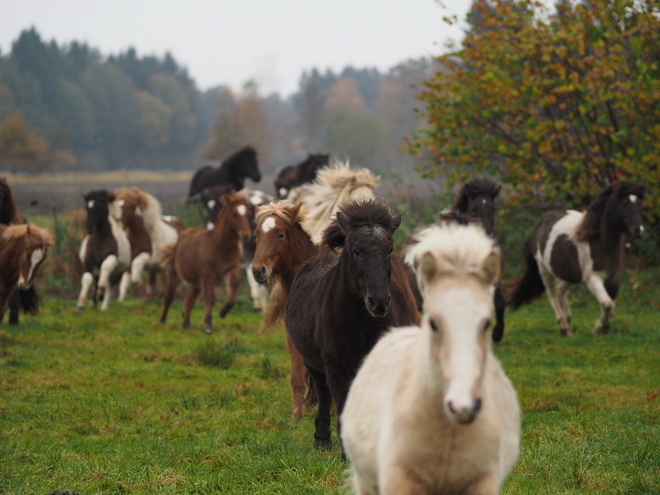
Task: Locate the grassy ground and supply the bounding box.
[1,267,659,494]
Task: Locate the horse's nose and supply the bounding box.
[252,265,269,284]
[635,225,645,238]
[367,295,391,318]
[446,398,482,424]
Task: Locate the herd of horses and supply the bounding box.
[0,146,647,494]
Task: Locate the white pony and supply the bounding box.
[294,160,380,243]
[341,223,520,495]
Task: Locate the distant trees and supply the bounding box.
[409,0,660,218]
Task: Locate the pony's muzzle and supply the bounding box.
[446,397,482,425]
[251,265,269,284]
[632,224,644,238]
[367,295,391,318]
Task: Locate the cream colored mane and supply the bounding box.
[255,201,307,228]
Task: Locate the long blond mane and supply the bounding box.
[297,160,380,242]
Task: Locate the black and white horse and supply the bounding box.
[509,181,645,336]
[201,186,274,312]
[77,190,131,311]
[188,146,261,198]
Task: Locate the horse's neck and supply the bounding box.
[590,217,625,277]
[211,218,241,256]
[280,230,317,293]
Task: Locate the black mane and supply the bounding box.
[321,199,398,251]
[452,177,501,213]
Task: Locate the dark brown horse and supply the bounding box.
[509,181,645,336]
[274,153,329,200]
[0,224,54,324]
[250,201,318,418]
[285,198,413,452]
[188,146,261,198]
[0,177,40,324]
[158,193,251,333]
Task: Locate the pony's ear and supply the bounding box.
[481,250,501,285]
[493,184,502,198]
[289,202,303,221]
[419,251,437,283]
[336,211,351,233]
[390,214,402,232]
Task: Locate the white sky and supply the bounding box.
[0,0,470,97]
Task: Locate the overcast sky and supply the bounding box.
[0,0,470,97]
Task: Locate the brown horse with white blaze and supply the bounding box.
[0,224,54,324]
[158,193,251,333]
[250,201,318,418]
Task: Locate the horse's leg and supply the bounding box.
[118,270,131,302]
[129,252,151,294]
[146,266,158,296]
[0,291,10,324]
[219,269,240,318]
[100,280,113,311]
[556,279,572,329]
[464,474,499,495]
[77,272,94,312]
[538,267,571,336]
[182,286,201,330]
[308,367,332,449]
[245,261,268,312]
[158,275,177,324]
[8,290,20,325]
[97,255,118,310]
[379,464,428,495]
[585,275,614,335]
[492,282,505,342]
[285,330,307,419]
[201,276,215,334]
[327,370,353,458]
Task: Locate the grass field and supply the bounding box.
[1,264,659,494]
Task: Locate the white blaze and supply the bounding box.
[261,216,276,233]
[207,200,216,210]
[87,200,94,209]
[21,248,44,286]
[630,194,637,203]
[279,188,288,198]
[237,204,247,216]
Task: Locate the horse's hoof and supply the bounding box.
[77,306,85,313]
[560,328,572,337]
[253,308,263,314]
[314,437,331,450]
[203,327,212,334]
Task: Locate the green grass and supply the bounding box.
[1,268,659,494]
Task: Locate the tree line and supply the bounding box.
[0,27,434,175]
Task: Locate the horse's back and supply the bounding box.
[189,166,214,196]
[534,210,586,283]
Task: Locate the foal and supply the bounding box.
[158,193,251,333]
[341,224,520,495]
[250,201,318,418]
[0,224,54,324]
[285,199,412,450]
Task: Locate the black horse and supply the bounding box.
[188,146,261,198]
[0,177,39,324]
[274,153,329,200]
[285,199,413,453]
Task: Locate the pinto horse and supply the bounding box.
[250,201,318,418]
[510,181,645,336]
[0,224,54,324]
[1,177,41,324]
[77,190,131,311]
[114,187,180,297]
[285,199,413,451]
[274,153,329,200]
[341,223,520,495]
[188,146,261,198]
[158,193,251,333]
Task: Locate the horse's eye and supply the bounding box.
[484,320,491,332]
[278,233,285,239]
[351,249,360,257]
[430,319,438,332]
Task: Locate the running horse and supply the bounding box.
[274,153,329,200]
[0,224,54,325]
[188,146,261,198]
[509,181,645,336]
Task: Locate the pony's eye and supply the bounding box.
[279,233,285,239]
[484,320,491,332]
[352,249,360,257]
[430,319,438,332]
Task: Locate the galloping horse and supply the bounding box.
[250,201,318,418]
[158,194,251,333]
[77,190,131,311]
[274,153,329,200]
[114,187,180,297]
[188,146,261,198]
[0,224,54,324]
[1,177,41,324]
[285,199,413,451]
[509,181,645,336]
[341,223,520,495]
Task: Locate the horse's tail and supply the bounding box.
[508,239,546,310]
[19,286,39,314]
[303,370,317,407]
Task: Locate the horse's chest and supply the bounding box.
[83,235,118,270]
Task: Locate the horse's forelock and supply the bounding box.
[617,181,645,199]
[336,199,398,235]
[256,202,305,227]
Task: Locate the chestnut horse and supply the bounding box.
[158,193,251,333]
[0,224,54,324]
[510,181,645,336]
[285,199,414,452]
[250,201,318,418]
[341,223,520,494]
